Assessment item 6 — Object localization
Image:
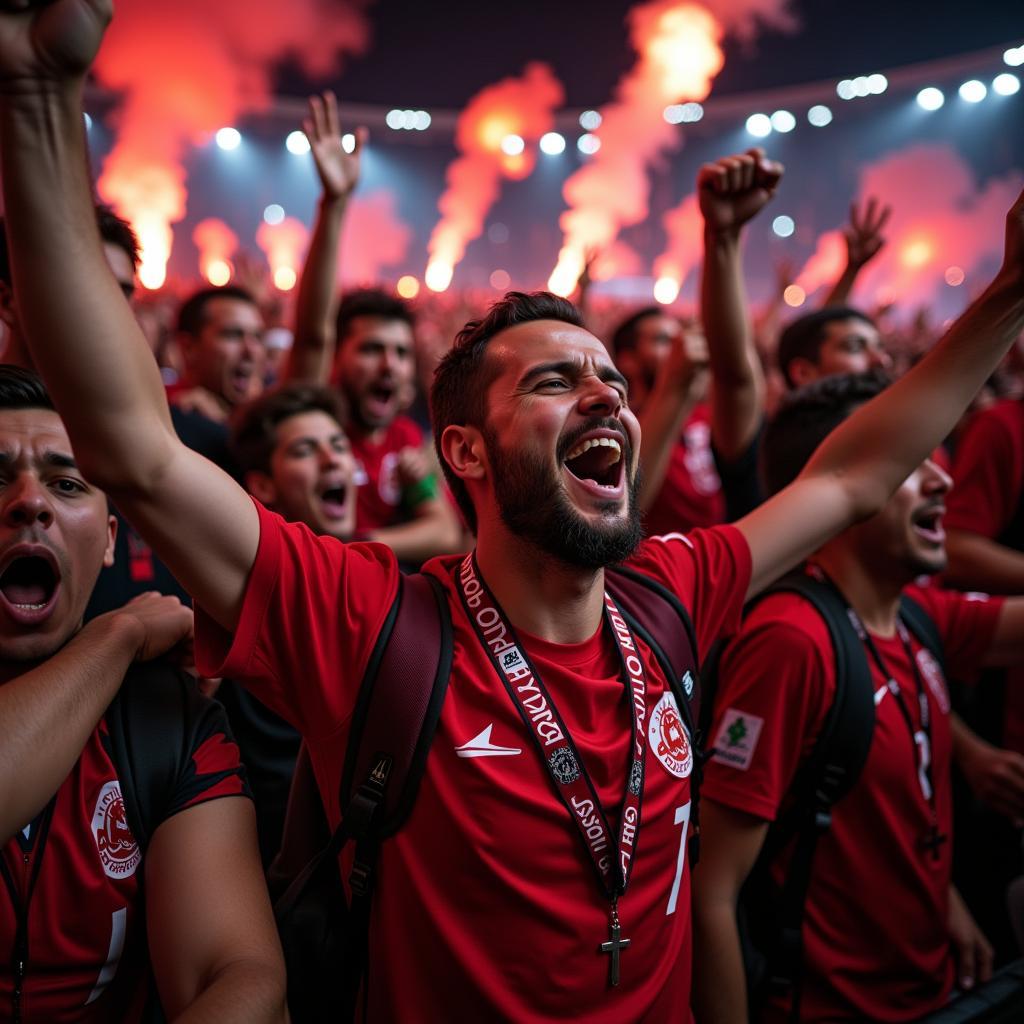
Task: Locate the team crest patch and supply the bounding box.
[91,781,140,880]
[548,747,581,784]
[916,648,950,714]
[499,646,527,677]
[648,691,693,779]
[711,709,764,772]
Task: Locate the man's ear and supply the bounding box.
[102,514,118,569]
[245,471,277,507]
[0,280,18,331]
[440,423,487,483]
[786,358,818,389]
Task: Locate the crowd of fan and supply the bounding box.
[3,9,1024,1022]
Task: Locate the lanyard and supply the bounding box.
[809,566,946,860]
[457,553,652,984]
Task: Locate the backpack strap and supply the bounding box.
[105,660,190,852]
[604,565,700,726]
[273,569,451,1022]
[604,565,703,862]
[745,571,877,1016]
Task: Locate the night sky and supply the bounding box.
[284,0,1024,107]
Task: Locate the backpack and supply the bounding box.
[700,570,945,1020]
[271,565,704,1023]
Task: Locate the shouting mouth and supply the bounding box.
[0,548,61,625]
[912,505,945,545]
[364,382,397,420]
[562,432,626,498]
[318,481,351,520]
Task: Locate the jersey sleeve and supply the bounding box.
[162,688,252,820]
[701,596,834,822]
[907,584,1004,680]
[627,524,752,655]
[947,404,1022,538]
[194,499,401,740]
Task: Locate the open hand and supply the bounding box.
[0,0,110,85]
[305,90,365,202]
[948,886,993,991]
[844,197,891,269]
[698,148,784,236]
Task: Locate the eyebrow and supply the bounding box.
[0,451,78,469]
[518,360,629,392]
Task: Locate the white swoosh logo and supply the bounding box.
[455,724,522,758]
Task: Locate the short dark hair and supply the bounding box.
[609,306,661,356]
[230,382,348,476]
[776,307,876,388]
[0,205,140,286]
[431,291,583,533]
[335,288,415,346]
[761,370,890,495]
[177,285,259,337]
[0,364,55,412]
[95,204,141,270]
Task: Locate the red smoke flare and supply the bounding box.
[339,189,412,286]
[548,1,725,295]
[192,218,239,286]
[652,193,702,303]
[795,145,1022,310]
[93,0,370,289]
[426,63,564,292]
[256,217,310,292]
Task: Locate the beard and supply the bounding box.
[483,422,642,570]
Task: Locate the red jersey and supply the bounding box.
[946,399,1024,751]
[349,415,436,532]
[644,404,726,536]
[0,693,249,1022]
[702,582,1003,1022]
[195,503,752,1021]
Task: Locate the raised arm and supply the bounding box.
[635,328,708,512]
[821,197,891,309]
[0,1,258,628]
[283,90,364,384]
[738,188,1024,600]
[0,593,192,841]
[698,149,778,461]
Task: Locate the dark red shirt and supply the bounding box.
[0,694,248,1021]
[196,502,752,1020]
[703,582,1003,1021]
[349,416,437,532]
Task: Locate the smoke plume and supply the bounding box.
[547,1,725,296]
[652,193,702,303]
[340,189,412,285]
[796,144,1022,310]
[93,0,371,289]
[256,217,310,292]
[192,218,239,286]
[425,63,564,292]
